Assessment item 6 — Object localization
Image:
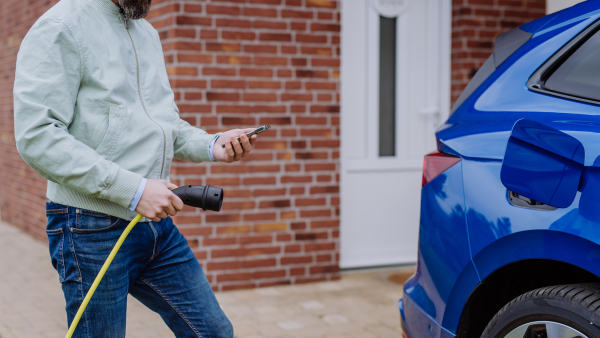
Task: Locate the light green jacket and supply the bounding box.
[14,0,215,220]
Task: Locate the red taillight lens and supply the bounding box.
[422,151,461,187]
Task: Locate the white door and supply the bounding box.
[340,0,451,268]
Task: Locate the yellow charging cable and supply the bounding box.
[65,214,143,338]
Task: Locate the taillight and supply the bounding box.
[422,151,461,187]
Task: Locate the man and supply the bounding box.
[13,0,253,336]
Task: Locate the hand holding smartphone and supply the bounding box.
[221,125,271,148]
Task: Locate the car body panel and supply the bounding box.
[402,1,600,337]
[403,161,474,332]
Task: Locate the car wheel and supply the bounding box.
[481,284,600,338]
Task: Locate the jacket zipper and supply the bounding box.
[121,12,167,179]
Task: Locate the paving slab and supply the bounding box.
[0,220,414,337]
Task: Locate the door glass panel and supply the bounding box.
[379,16,397,157]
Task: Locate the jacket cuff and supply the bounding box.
[104,167,143,208]
[188,132,217,163]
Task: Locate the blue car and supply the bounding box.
[400,2,600,338]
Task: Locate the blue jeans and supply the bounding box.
[45,201,233,338]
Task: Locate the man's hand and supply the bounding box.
[212,128,258,163]
[135,179,184,222]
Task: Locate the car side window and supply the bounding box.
[544,29,600,101]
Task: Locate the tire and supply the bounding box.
[481,284,600,338]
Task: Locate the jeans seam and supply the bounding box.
[59,230,65,282]
[148,223,158,260]
[138,276,204,338]
[68,211,83,282]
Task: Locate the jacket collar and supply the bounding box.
[93,0,121,15]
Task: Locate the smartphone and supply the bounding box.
[221,125,271,148]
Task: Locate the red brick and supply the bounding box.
[291,22,306,30]
[251,269,286,279]
[243,7,278,17]
[259,199,291,208]
[203,237,237,246]
[243,176,277,185]
[310,23,340,32]
[240,68,274,77]
[310,105,339,113]
[211,79,246,89]
[296,34,327,43]
[240,235,273,245]
[250,0,282,4]
[222,283,255,291]
[178,227,213,236]
[305,242,336,252]
[309,265,339,274]
[306,0,337,8]
[254,20,287,30]
[282,93,313,101]
[169,79,208,89]
[177,54,213,64]
[244,212,277,221]
[203,67,237,76]
[282,9,313,18]
[260,33,292,42]
[216,18,252,28]
[206,213,241,223]
[200,29,218,39]
[184,3,203,13]
[254,57,288,66]
[222,30,257,40]
[222,116,256,125]
[301,46,333,55]
[206,43,241,52]
[168,28,196,38]
[296,69,329,78]
[243,92,278,101]
[217,55,252,64]
[311,220,339,228]
[249,81,282,89]
[206,92,240,101]
[166,66,198,76]
[281,256,313,265]
[207,261,242,271]
[244,44,278,54]
[295,197,326,207]
[176,15,212,26]
[242,258,277,268]
[281,175,312,183]
[206,5,241,15]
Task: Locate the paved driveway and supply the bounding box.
[0,220,412,338]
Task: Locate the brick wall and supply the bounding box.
[451,0,546,105]
[0,0,60,240]
[1,0,549,291]
[148,0,341,291]
[1,0,341,291]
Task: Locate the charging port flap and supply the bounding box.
[500,119,585,208]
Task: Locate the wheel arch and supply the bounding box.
[453,230,600,338]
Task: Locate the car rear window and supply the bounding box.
[544,29,600,101]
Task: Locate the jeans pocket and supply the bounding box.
[71,209,122,234]
[46,227,65,283]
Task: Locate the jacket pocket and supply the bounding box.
[95,105,128,158]
[71,208,122,234]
